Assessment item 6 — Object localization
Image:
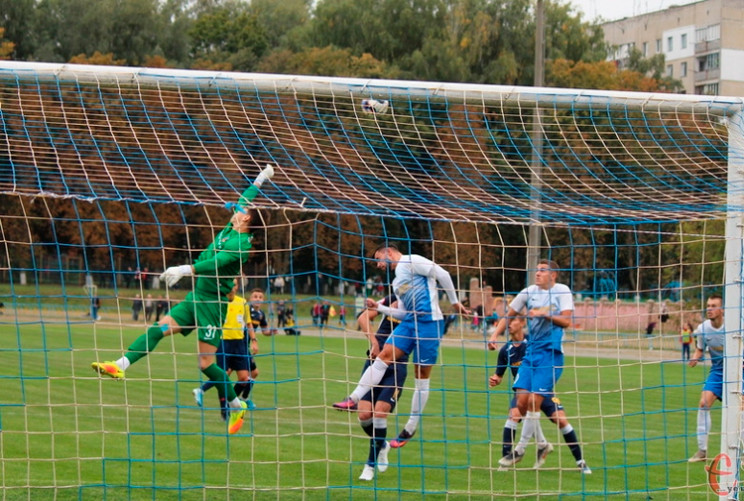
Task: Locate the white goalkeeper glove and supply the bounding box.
[253,164,275,188]
[160,264,193,287]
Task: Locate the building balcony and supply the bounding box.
[695,39,721,54]
[694,67,720,82]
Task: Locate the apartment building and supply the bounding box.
[602,0,744,96]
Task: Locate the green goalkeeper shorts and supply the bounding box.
[167,291,228,348]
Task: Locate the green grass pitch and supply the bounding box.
[0,319,717,500]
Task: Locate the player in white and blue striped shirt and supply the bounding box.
[333,245,469,448]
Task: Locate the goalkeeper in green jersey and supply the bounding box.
[92,165,275,435]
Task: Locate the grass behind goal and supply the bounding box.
[0,320,714,500]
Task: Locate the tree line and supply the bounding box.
[0,0,681,92]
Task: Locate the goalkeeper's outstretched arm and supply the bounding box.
[236,164,275,210]
[161,165,276,287]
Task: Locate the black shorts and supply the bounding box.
[216,339,256,373]
[359,359,408,411]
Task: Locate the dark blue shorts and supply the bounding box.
[216,339,255,373]
[359,359,408,411]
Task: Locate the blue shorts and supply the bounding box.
[513,350,564,396]
[509,393,565,416]
[385,319,443,366]
[216,339,255,373]
[359,359,408,411]
[703,367,723,400]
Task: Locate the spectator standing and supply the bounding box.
[132,294,143,321]
[156,295,170,321]
[144,294,154,322]
[680,321,694,361]
[311,301,322,326]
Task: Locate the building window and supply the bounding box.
[681,33,687,49]
[666,64,673,77]
[681,61,687,77]
[696,83,719,95]
[642,42,648,56]
[696,24,721,43]
[667,36,673,52]
[708,24,721,41]
[707,52,720,70]
[656,39,662,53]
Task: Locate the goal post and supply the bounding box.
[1,60,744,499]
[721,109,744,500]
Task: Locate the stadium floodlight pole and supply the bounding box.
[721,109,744,500]
[527,0,545,283]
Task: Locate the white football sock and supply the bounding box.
[697,408,711,451]
[404,378,430,435]
[349,358,388,402]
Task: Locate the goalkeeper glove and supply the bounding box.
[160,265,193,287]
[253,164,275,188]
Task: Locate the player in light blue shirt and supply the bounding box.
[333,245,469,448]
[488,259,589,473]
[687,294,725,463]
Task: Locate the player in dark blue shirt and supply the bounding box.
[490,316,587,471]
[335,294,409,481]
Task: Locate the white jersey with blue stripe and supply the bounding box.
[509,283,574,353]
[392,254,450,322]
[694,319,725,370]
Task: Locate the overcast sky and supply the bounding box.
[568,0,701,22]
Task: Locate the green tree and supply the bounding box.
[248,0,312,51]
[309,0,608,85]
[311,0,447,65]
[0,27,14,60]
[544,0,607,64]
[189,2,269,71]
[258,46,389,78]
[546,57,683,92]
[33,0,183,65]
[625,47,683,92]
[0,0,35,60]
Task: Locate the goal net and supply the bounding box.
[1,61,743,499]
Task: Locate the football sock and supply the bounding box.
[124,324,165,364]
[561,425,583,461]
[534,417,548,447]
[502,419,518,456]
[360,418,374,437]
[114,357,130,371]
[202,363,237,402]
[404,378,430,435]
[515,411,540,454]
[234,381,251,399]
[370,417,388,464]
[349,359,388,402]
[697,408,711,451]
[243,380,254,399]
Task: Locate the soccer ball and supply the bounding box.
[361,99,389,114]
